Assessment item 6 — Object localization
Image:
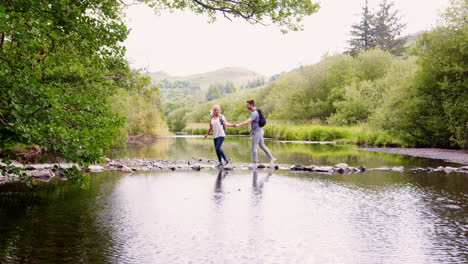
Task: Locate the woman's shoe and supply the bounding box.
[224,158,232,166]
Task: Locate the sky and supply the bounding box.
[123,0,450,76]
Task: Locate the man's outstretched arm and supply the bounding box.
[235,118,253,127]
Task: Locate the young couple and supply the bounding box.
[204,99,276,167]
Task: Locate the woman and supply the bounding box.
[204,105,233,167]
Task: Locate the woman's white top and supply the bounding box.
[211,115,226,138]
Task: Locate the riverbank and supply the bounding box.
[359,148,468,165]
[183,122,401,146]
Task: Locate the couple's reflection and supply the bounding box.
[213,169,228,205]
[213,168,275,205]
[252,168,274,205]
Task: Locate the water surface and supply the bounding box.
[0,137,466,263]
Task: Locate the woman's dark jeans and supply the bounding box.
[214,137,228,163]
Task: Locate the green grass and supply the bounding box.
[263,122,402,146]
[183,123,250,135]
[184,122,403,147]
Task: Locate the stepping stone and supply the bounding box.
[314,166,333,172]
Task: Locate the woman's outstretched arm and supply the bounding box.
[224,117,234,127]
[204,125,212,139]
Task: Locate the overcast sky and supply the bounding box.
[123,0,450,76]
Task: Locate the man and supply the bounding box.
[233,100,276,166]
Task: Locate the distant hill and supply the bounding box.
[404,31,424,46]
[147,71,171,80]
[146,67,264,90]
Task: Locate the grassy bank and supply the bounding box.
[183,123,250,136]
[184,122,402,146]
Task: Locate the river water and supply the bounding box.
[0,137,466,263]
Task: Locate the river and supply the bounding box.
[0,136,466,263]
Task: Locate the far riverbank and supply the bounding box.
[359,148,468,165]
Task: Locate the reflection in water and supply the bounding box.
[0,137,466,263]
[0,170,466,263]
[0,172,123,264]
[213,169,228,206]
[252,168,274,199]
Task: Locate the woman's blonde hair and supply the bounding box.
[210,105,221,117]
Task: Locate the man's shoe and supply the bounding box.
[224,158,231,166]
[270,157,277,165]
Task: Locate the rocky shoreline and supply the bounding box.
[358,148,468,165]
[1,157,467,184]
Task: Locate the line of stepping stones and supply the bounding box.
[1,157,467,184]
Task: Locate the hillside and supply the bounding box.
[147,67,264,90]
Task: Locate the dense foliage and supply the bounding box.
[0,0,129,167]
[111,72,168,139]
[374,0,468,148]
[206,81,237,101]
[187,49,406,125]
[187,16,466,149]
[1,0,321,184]
[144,0,320,32]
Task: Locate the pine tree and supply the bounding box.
[348,0,375,56]
[373,0,407,55]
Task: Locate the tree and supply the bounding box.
[167,107,189,132]
[374,0,467,148]
[408,0,467,148]
[111,73,168,138]
[144,0,320,32]
[348,0,406,56]
[222,81,236,94]
[0,0,322,183]
[372,0,406,55]
[348,0,375,56]
[0,0,131,185]
[206,84,224,101]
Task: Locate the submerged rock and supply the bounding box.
[87,165,105,172]
[314,166,334,172]
[290,165,304,171]
[334,163,349,169]
[26,169,53,178]
[444,166,457,172]
[25,164,52,170]
[389,166,404,172]
[120,165,133,173]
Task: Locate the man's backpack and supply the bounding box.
[256,109,266,127]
